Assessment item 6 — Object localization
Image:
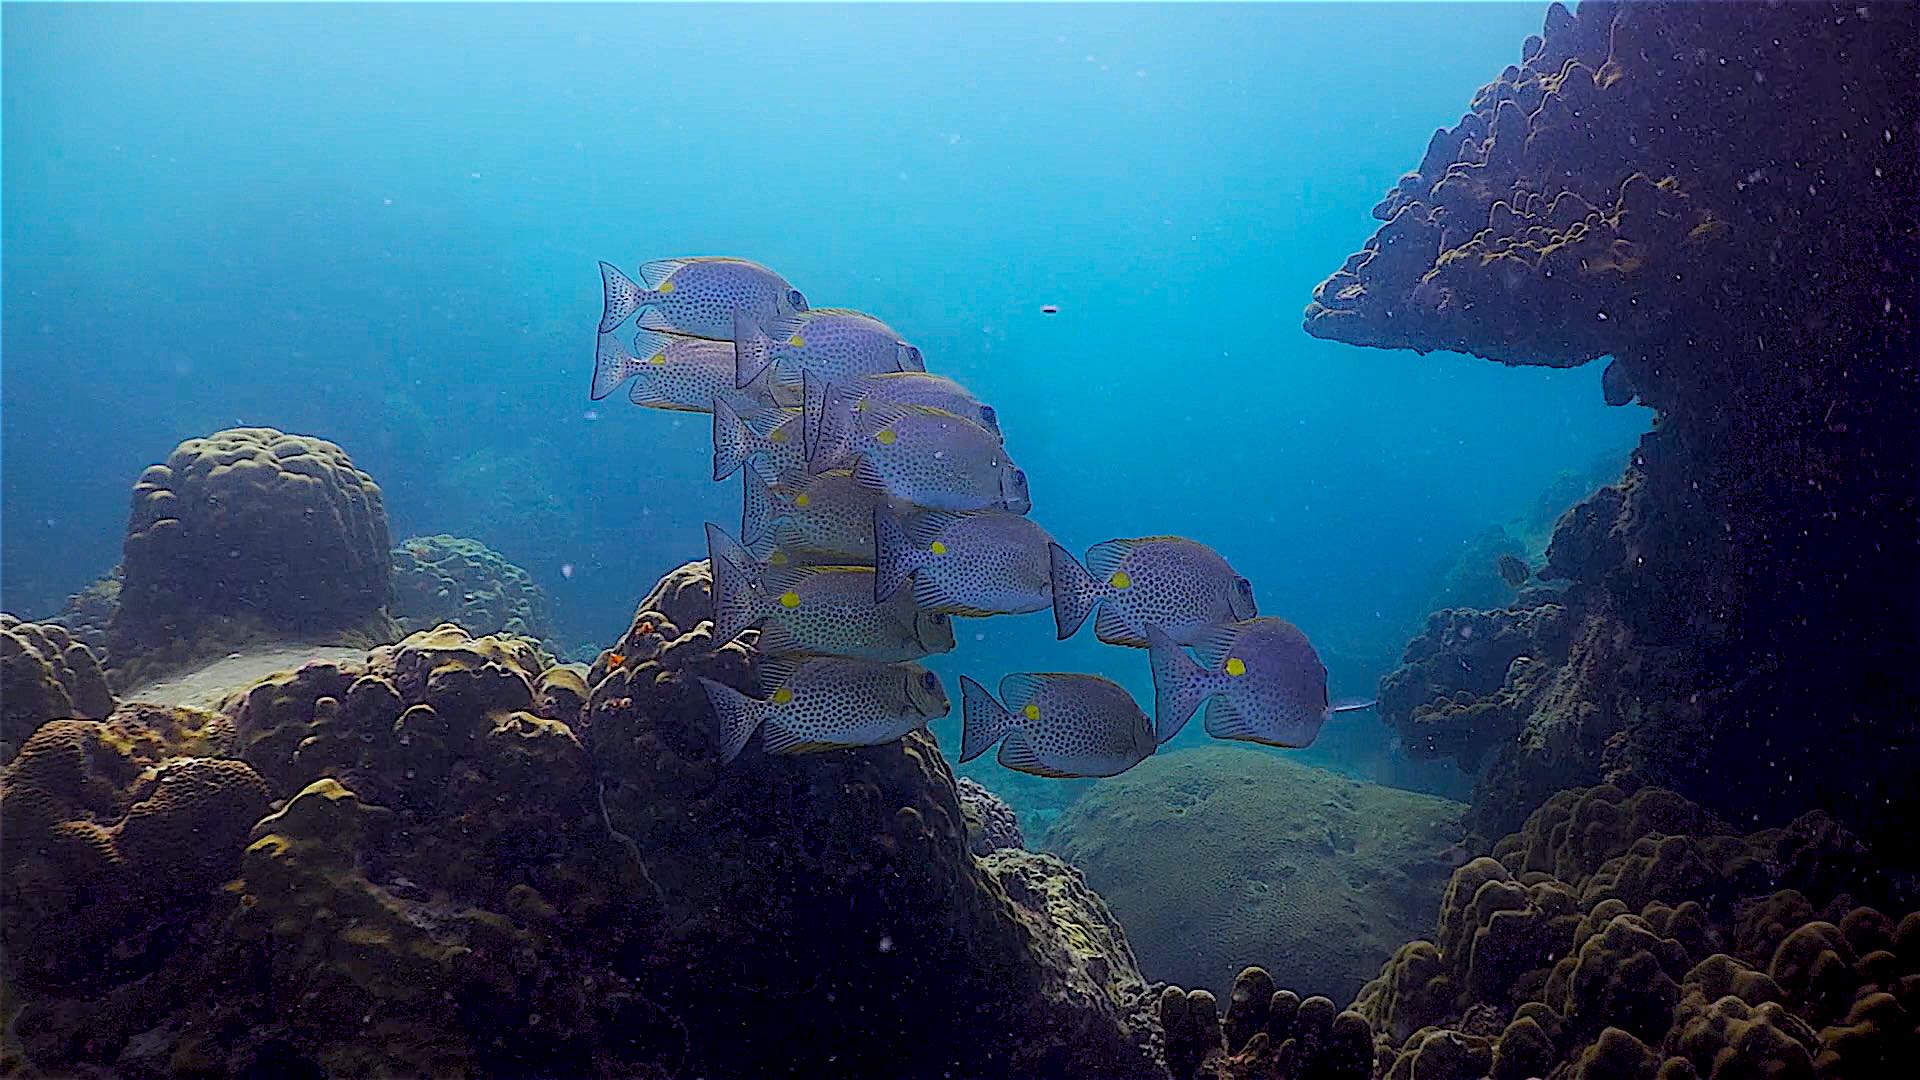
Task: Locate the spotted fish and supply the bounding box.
[734,308,924,395]
[873,504,1055,615]
[699,656,949,764]
[599,257,807,338]
[707,524,954,660]
[957,672,1158,778]
[712,403,807,482]
[593,328,778,413]
[1147,619,1370,747]
[838,408,1030,513]
[740,466,882,565]
[806,370,1000,465]
[1048,536,1255,647]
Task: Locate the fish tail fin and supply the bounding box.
[697,677,764,764]
[872,501,919,603]
[1146,623,1210,743]
[958,675,1014,764]
[741,466,776,545]
[705,522,761,643]
[712,400,755,481]
[1047,543,1101,640]
[598,261,649,333]
[591,332,644,401]
[733,310,776,389]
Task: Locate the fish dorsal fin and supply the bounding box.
[763,313,810,343]
[1189,621,1245,673]
[637,259,688,289]
[904,509,958,550]
[997,673,1053,713]
[1202,697,1261,742]
[1082,539,1139,582]
[997,731,1070,778]
[1094,605,1144,648]
[742,406,800,438]
[753,657,805,695]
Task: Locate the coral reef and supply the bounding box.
[390,533,560,653]
[1045,746,1466,1004]
[959,774,1027,855]
[1306,0,1920,844]
[1,615,114,761]
[107,427,399,680]
[1349,784,1918,1079]
[1158,971,1375,1080]
[45,571,118,663]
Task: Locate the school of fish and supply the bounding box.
[593,255,1370,774]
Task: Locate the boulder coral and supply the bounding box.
[1348,784,1918,1080]
[0,614,114,761]
[108,427,399,677]
[1045,746,1467,1005]
[1305,0,1920,845]
[1158,971,1374,1080]
[390,533,560,654]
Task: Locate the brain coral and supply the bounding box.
[1348,784,1918,1080]
[0,615,114,759]
[1044,746,1467,1004]
[109,427,397,669]
[390,533,559,653]
[1306,0,1920,848]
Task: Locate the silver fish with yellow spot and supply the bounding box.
[873,504,1055,615]
[734,308,924,395]
[598,256,806,338]
[957,672,1158,778]
[1147,619,1371,748]
[740,466,882,564]
[836,407,1031,514]
[712,402,808,482]
[806,370,1000,465]
[699,656,949,764]
[1048,536,1256,647]
[707,523,954,660]
[593,328,780,413]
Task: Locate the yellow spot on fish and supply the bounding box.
[779,591,801,608]
[657,279,676,294]
[773,687,794,704]
[930,541,947,555]
[769,427,790,444]
[769,551,790,567]
[1225,657,1247,677]
[875,429,897,445]
[1109,570,1132,589]
[1023,703,1041,721]
[788,335,806,348]
[795,493,810,508]
[648,353,667,366]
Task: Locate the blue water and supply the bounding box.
[2,4,1646,788]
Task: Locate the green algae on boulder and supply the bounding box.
[1044,746,1467,1004]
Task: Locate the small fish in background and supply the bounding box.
[598,256,807,338]
[707,523,955,660]
[834,408,1031,513]
[1040,304,1059,315]
[699,656,950,764]
[712,402,808,482]
[1496,552,1531,588]
[1049,536,1256,647]
[593,329,777,414]
[805,370,1000,464]
[874,504,1055,615]
[1146,619,1372,747]
[740,466,881,564]
[957,672,1157,778]
[733,308,924,394]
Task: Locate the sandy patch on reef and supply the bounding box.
[122,643,369,711]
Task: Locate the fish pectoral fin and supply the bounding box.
[637,258,687,289]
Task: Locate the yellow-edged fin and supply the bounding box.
[637,258,689,288]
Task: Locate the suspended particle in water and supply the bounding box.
[583,409,600,421]
[561,563,575,579]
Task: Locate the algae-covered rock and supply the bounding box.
[1044,746,1467,1003]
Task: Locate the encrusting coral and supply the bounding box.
[0,615,114,761]
[107,427,399,682]
[1346,784,1919,1080]
[1305,0,1920,846]
[390,533,560,654]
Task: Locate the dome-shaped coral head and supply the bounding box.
[1148,618,1348,748]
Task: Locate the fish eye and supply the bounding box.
[930,612,950,625]
[979,404,998,426]
[1013,468,1028,487]
[920,671,938,690]
[787,289,807,310]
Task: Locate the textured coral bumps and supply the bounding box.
[1307,0,1920,846]
[0,614,114,759]
[390,533,561,654]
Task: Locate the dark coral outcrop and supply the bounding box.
[1158,971,1374,1080]
[108,427,399,678]
[1308,0,1920,843]
[959,774,1027,855]
[0,614,114,761]
[1348,784,1918,1080]
[390,533,560,653]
